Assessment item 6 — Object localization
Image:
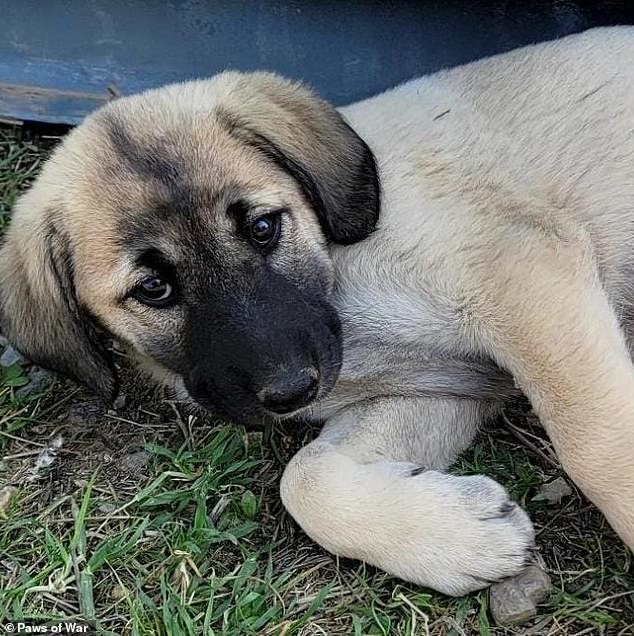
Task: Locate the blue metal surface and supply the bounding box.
[1,1,634,125]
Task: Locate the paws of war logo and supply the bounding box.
[3,622,93,634]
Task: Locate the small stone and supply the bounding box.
[0,334,10,348]
[26,434,64,483]
[490,565,552,626]
[119,450,150,475]
[532,476,573,505]
[0,345,27,368]
[0,486,17,516]
[15,367,51,399]
[110,584,129,600]
[113,393,127,410]
[67,400,105,426]
[98,502,117,514]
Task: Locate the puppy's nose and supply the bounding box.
[257,367,319,414]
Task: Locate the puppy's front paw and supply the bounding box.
[385,471,535,596]
[444,474,535,595]
[281,448,534,597]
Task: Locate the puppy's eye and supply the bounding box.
[133,276,174,307]
[248,212,281,248]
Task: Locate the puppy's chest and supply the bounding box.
[312,279,470,416]
[337,283,462,358]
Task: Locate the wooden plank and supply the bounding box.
[0,82,111,125]
[0,0,633,125]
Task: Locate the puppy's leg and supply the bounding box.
[468,229,634,550]
[281,398,534,596]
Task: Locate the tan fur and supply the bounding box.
[2,27,634,595]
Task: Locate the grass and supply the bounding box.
[0,123,633,635]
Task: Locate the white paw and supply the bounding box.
[398,472,535,596]
[448,474,535,594]
[280,448,534,598]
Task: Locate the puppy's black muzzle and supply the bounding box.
[183,269,342,426]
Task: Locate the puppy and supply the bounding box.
[1,27,633,595]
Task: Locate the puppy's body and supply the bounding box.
[2,27,634,596]
[323,26,634,418]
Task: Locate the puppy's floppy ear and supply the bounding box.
[0,207,117,401]
[219,73,381,245]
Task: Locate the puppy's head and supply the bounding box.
[0,72,380,424]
